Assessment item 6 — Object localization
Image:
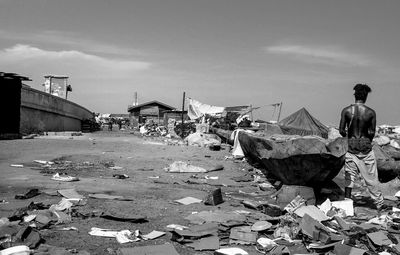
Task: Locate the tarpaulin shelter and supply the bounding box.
[187,98,225,120]
[279,107,329,138]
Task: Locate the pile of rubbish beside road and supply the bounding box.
[2,172,400,254]
[138,121,196,139]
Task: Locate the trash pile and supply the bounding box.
[0,189,90,254]
[138,120,196,138]
[184,132,222,148]
[139,123,167,136]
[374,134,400,159]
[373,135,400,182]
[4,158,400,255]
[164,184,400,255]
[24,158,130,181]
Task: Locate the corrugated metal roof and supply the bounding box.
[0,72,31,81]
[127,100,176,112]
[44,74,69,79]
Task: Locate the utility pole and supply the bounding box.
[181,92,185,137]
[277,102,283,122]
[250,104,253,121]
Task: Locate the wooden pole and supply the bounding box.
[181,92,185,137]
[250,104,253,121]
[277,102,283,122]
[49,76,52,94]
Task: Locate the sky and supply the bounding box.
[0,0,399,126]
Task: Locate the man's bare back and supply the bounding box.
[339,103,376,141]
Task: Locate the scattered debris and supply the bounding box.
[0,245,30,255]
[215,247,248,255]
[15,189,40,200]
[112,174,129,179]
[34,160,54,165]
[117,243,180,255]
[204,188,224,206]
[57,189,84,200]
[109,166,123,170]
[88,227,140,244]
[100,210,147,223]
[229,226,257,244]
[142,230,166,240]
[251,221,272,232]
[88,193,133,201]
[10,164,24,168]
[175,197,202,205]
[165,161,224,173]
[51,173,79,182]
[165,161,207,173]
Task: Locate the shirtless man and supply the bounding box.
[339,84,385,210]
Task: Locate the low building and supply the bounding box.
[127,100,176,127]
[163,110,189,125]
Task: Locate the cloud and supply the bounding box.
[0,44,151,75]
[0,30,143,56]
[266,44,371,66]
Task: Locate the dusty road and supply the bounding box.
[0,131,276,255]
[2,131,399,255]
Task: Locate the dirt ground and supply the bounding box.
[1,130,399,254]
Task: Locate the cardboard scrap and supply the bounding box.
[284,195,306,213]
[165,224,188,231]
[229,226,257,244]
[215,247,248,255]
[319,198,354,217]
[172,223,218,239]
[88,193,133,201]
[175,197,202,205]
[49,198,73,211]
[299,214,332,240]
[142,230,166,240]
[10,164,24,168]
[171,223,219,251]
[367,231,392,246]
[257,237,277,250]
[333,243,367,255]
[89,227,140,244]
[57,189,84,200]
[332,199,354,217]
[186,235,220,251]
[294,205,330,222]
[185,210,246,224]
[100,210,147,223]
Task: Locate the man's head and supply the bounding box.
[353,83,372,102]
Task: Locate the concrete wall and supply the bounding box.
[20,86,93,134]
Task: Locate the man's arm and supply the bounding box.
[339,108,348,137]
[368,110,376,140]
